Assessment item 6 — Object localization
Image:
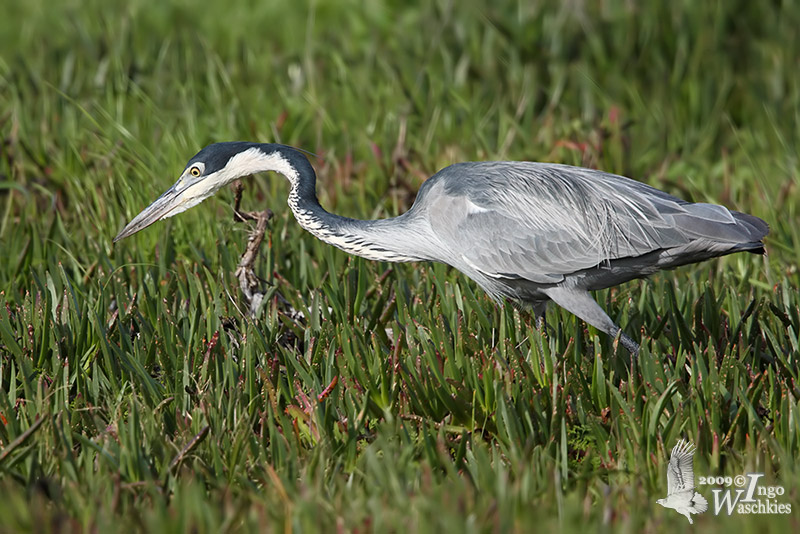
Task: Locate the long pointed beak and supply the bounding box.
[114,185,183,242]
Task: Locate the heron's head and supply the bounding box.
[114,142,298,242]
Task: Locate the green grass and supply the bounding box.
[1,0,799,531]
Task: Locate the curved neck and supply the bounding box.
[257,144,435,263]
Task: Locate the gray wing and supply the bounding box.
[666,440,697,496]
[424,162,765,284]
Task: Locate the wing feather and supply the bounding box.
[424,162,762,283]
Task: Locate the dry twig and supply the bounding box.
[231,181,273,317]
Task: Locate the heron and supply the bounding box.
[114,142,769,355]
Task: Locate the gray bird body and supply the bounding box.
[408,161,765,290]
[115,143,769,355]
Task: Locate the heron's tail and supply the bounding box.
[663,206,769,266]
[680,204,769,250]
[692,492,709,513]
[729,211,769,254]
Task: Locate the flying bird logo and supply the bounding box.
[656,440,708,524]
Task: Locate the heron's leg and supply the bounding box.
[531,300,548,355]
[543,287,640,357]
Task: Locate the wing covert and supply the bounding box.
[424,162,750,283]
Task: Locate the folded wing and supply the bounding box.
[428,162,768,285]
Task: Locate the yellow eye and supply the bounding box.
[190,167,201,177]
